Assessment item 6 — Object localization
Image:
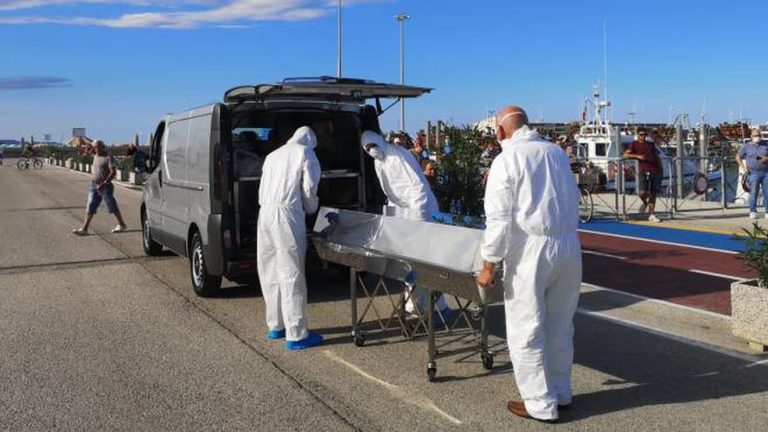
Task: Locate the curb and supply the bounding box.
[49,161,143,193]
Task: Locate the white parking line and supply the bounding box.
[323,350,463,425]
[688,269,746,281]
[581,282,732,320]
[582,250,626,260]
[576,308,763,364]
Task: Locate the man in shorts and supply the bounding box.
[624,127,663,222]
[73,139,127,235]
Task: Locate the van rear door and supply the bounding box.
[223,77,431,104]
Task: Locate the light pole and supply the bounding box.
[337,0,342,78]
[395,12,410,132]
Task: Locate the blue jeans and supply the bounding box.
[86,183,119,214]
[748,172,768,212]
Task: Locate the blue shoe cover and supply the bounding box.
[267,329,286,340]
[433,308,455,327]
[285,332,324,351]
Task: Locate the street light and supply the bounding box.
[395,12,411,132]
[337,0,342,78]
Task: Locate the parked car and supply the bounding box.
[141,76,431,297]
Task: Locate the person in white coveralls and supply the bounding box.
[257,126,324,351]
[476,106,582,423]
[360,130,453,323]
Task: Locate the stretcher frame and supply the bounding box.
[311,208,504,381]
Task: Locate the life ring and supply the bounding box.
[693,172,708,195]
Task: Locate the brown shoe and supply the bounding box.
[506,400,557,423]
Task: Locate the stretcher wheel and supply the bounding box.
[353,333,366,347]
[427,367,437,382]
[481,352,494,370]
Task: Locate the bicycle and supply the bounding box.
[578,185,594,223]
[572,161,595,223]
[16,156,43,170]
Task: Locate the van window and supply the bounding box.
[229,110,362,174]
[164,121,189,181]
[188,115,212,185]
[148,122,165,173]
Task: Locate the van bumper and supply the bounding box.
[224,260,259,282]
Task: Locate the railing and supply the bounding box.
[573,155,747,222]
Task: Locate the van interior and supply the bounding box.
[229,107,370,252]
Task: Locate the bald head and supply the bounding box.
[495,106,528,142]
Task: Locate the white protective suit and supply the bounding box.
[362,131,439,221]
[361,131,449,313]
[257,126,321,342]
[481,126,582,421]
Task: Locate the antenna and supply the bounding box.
[603,20,609,122]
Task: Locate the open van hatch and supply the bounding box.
[224,76,431,104]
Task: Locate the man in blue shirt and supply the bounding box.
[736,127,768,219]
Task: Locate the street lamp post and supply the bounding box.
[395,12,410,132]
[337,0,342,78]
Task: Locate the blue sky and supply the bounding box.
[0,0,766,143]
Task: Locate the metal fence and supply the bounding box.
[575,155,749,223]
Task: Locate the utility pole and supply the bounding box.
[337,0,342,78]
[395,12,411,132]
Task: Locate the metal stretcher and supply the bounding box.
[311,207,504,381]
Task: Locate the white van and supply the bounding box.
[141,77,430,297]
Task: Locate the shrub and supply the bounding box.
[735,223,768,287]
[433,125,488,219]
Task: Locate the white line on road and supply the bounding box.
[582,250,626,260]
[745,358,768,368]
[578,229,738,255]
[688,269,746,281]
[323,350,463,426]
[576,308,763,365]
[581,282,732,320]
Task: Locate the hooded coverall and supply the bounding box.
[257,126,321,342]
[481,126,582,421]
[361,131,449,313]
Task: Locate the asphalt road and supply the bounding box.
[1,160,767,431]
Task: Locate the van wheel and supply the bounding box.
[142,209,163,256]
[190,231,221,297]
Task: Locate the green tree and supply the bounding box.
[433,125,489,222]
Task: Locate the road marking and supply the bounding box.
[323,350,463,425]
[581,282,732,320]
[579,229,738,255]
[582,250,626,260]
[627,220,741,237]
[745,358,768,368]
[576,308,764,365]
[688,269,746,281]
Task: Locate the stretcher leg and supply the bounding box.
[480,306,494,370]
[427,289,437,381]
[350,267,366,347]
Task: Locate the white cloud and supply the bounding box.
[0,1,218,10]
[0,0,376,28]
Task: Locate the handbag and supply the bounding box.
[742,172,751,193]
